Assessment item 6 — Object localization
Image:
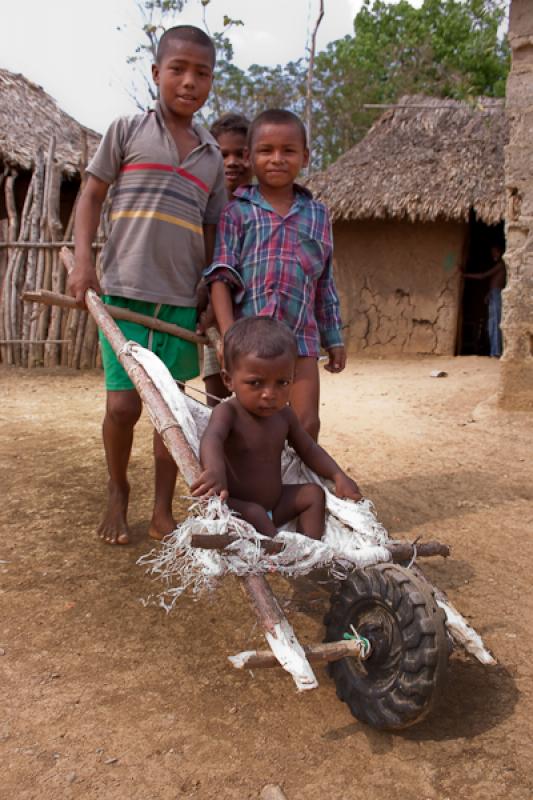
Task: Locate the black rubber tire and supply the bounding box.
[324,563,448,730]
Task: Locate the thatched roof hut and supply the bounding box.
[307,95,506,226]
[0,70,103,371]
[0,68,100,175]
[306,96,507,357]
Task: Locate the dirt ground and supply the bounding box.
[1,356,532,800]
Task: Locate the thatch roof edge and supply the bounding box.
[307,95,507,226]
[0,68,101,176]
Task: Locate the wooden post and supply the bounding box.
[22,149,45,367]
[60,188,81,367]
[37,250,53,364]
[0,172,18,364]
[8,182,34,365]
[80,314,98,370]
[72,309,87,369]
[45,147,64,367]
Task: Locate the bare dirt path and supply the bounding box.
[1,357,532,799]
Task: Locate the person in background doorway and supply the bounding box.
[462,244,506,358]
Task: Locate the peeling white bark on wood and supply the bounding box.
[243,574,318,691]
[412,565,496,665]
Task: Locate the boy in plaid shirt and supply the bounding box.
[204,109,344,440]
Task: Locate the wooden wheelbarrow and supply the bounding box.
[25,247,493,731]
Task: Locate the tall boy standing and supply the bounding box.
[68,26,226,545]
[205,109,345,440]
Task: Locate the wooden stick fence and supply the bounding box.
[0,138,107,369]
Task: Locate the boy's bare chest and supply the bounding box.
[168,128,200,163]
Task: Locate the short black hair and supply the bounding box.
[224,317,297,372]
[248,109,307,149]
[210,113,250,141]
[156,25,216,67]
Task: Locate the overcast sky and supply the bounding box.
[1,0,368,134]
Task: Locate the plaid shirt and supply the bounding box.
[203,184,343,357]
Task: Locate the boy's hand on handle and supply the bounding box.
[333,472,362,502]
[190,468,229,502]
[204,324,224,366]
[324,345,346,373]
[197,303,215,335]
[68,175,109,307]
[67,260,102,309]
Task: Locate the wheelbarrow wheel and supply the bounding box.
[324,563,448,730]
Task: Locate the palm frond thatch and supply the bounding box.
[0,68,100,175]
[306,95,507,226]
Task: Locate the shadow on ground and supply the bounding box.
[321,660,518,746]
[364,469,532,533]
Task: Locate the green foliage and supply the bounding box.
[351,0,509,100]
[209,56,306,122]
[130,0,188,62]
[310,0,509,167]
[125,0,509,169]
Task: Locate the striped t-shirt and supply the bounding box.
[87,103,227,307]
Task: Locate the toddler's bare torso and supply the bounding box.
[224,400,291,510]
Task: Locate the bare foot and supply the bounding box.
[97,481,130,545]
[148,510,176,542]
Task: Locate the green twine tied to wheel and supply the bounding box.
[343,630,371,658]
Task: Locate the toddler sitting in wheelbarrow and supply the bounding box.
[191,317,361,538]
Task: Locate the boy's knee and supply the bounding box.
[306,483,325,509]
[237,501,275,535]
[106,392,142,427]
[245,501,269,527]
[153,432,175,462]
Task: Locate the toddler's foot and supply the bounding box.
[97,481,130,545]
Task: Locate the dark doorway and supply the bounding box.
[457,215,505,355]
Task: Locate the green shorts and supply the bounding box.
[99,295,199,391]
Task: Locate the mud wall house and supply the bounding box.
[307,96,507,357]
[0,68,100,367]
